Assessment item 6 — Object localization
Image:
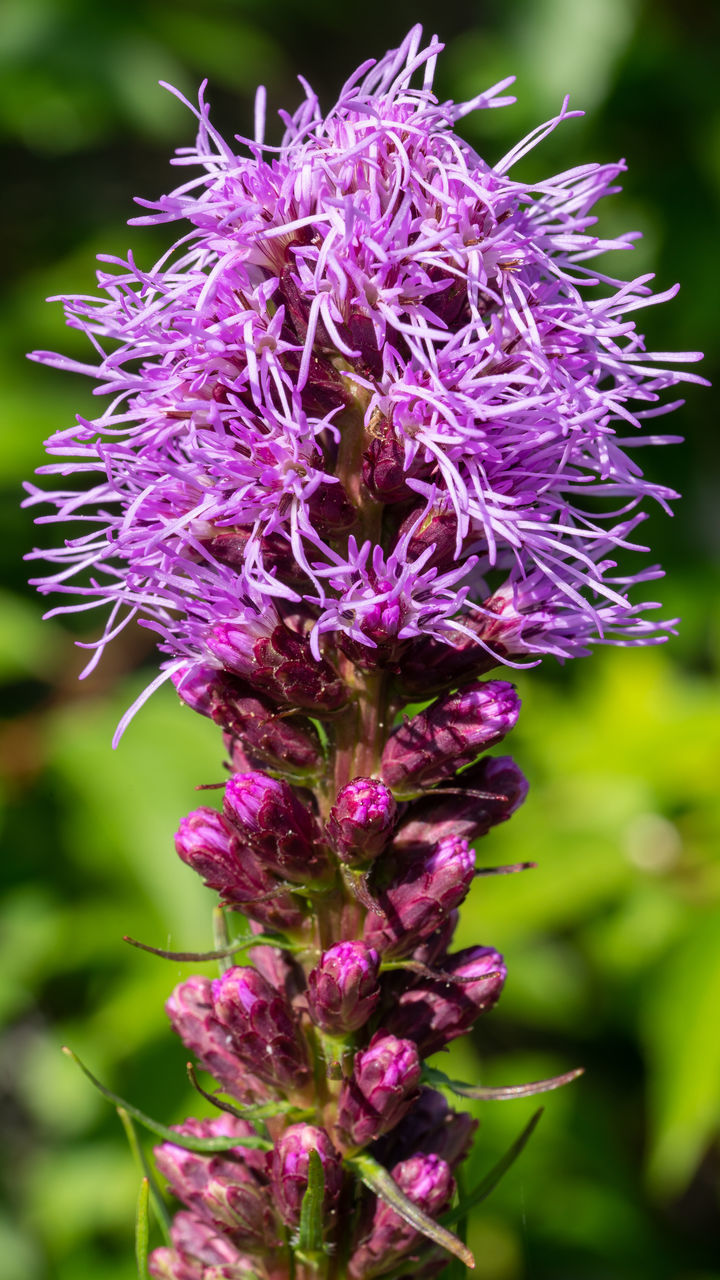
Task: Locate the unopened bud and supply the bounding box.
[379,1087,477,1169]
[348,1153,454,1279]
[212,966,310,1094]
[174,809,306,931]
[381,680,521,795]
[393,755,528,854]
[385,946,506,1056]
[270,1124,343,1226]
[165,977,270,1105]
[325,778,398,865]
[307,941,381,1035]
[208,618,347,715]
[336,1033,421,1150]
[364,836,475,957]
[397,502,459,571]
[362,419,431,504]
[223,772,328,884]
[169,1210,251,1271]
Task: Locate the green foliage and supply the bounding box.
[1,2,719,1278]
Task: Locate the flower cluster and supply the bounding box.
[26,24,698,1280]
[25,28,701,711]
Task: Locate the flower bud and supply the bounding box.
[336,1033,421,1150]
[170,1210,252,1270]
[362,419,432,504]
[392,614,499,698]
[348,1154,454,1279]
[364,836,475,957]
[173,666,323,779]
[381,680,521,795]
[223,772,328,884]
[307,941,381,1035]
[397,502,459,571]
[211,966,310,1094]
[165,977,270,1104]
[270,1124,343,1226]
[325,778,398,865]
[174,810,306,931]
[148,1248,201,1280]
[154,1118,280,1250]
[377,1088,477,1169]
[393,755,529,854]
[384,946,506,1056]
[306,481,357,533]
[208,617,347,715]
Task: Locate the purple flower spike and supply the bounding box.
[307,941,382,1035]
[336,1032,422,1151]
[211,966,310,1094]
[385,946,507,1056]
[270,1123,343,1227]
[325,778,398,865]
[165,977,270,1105]
[364,836,476,957]
[348,1153,455,1279]
[393,755,529,854]
[223,771,328,884]
[381,681,521,795]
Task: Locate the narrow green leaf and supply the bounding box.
[213,906,232,974]
[62,1048,272,1151]
[442,1109,543,1228]
[117,1108,171,1244]
[123,931,302,963]
[350,1152,474,1269]
[136,1177,150,1280]
[186,1063,296,1121]
[423,1062,584,1100]
[296,1148,326,1260]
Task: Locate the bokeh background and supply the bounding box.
[1,1,719,1277]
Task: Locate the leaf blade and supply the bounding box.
[442,1109,543,1228]
[350,1152,474,1269]
[423,1063,584,1100]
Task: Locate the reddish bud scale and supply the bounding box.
[362,419,433,504]
[381,680,521,794]
[397,502,460,571]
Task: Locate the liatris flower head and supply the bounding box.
[364,834,476,956]
[23,25,703,730]
[270,1123,343,1226]
[348,1154,455,1279]
[336,1032,422,1150]
[306,940,382,1034]
[325,777,398,865]
[211,966,311,1094]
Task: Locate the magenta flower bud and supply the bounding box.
[174,809,305,931]
[223,772,328,884]
[211,966,310,1094]
[393,612,500,699]
[325,777,398,865]
[207,618,347,715]
[362,418,432,504]
[393,755,529,854]
[381,680,521,795]
[364,836,475,957]
[348,1153,455,1279]
[307,941,381,1035]
[397,502,460,571]
[385,946,506,1056]
[148,1249,201,1280]
[270,1124,343,1227]
[170,1211,252,1270]
[165,977,270,1105]
[173,666,323,778]
[380,1087,477,1169]
[336,1033,422,1150]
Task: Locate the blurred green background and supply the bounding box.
[1,1,719,1277]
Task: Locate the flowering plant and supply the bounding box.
[26,27,702,1280]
